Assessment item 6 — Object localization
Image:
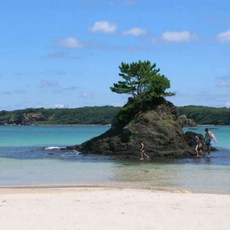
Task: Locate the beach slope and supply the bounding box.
[0,188,229,230]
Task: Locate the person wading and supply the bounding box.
[139,141,149,160]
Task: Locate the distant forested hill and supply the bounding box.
[0,106,120,125]
[1,105,230,126]
[177,105,230,125]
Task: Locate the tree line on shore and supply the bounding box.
[177,105,230,125]
[0,105,230,126]
[0,106,120,125]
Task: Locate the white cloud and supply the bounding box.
[1,91,11,95]
[89,21,117,33]
[123,0,138,5]
[162,31,196,42]
[39,80,60,88]
[123,27,147,36]
[15,89,27,94]
[218,77,230,88]
[80,92,93,98]
[217,30,230,42]
[43,52,80,60]
[54,104,68,109]
[106,0,138,7]
[42,52,69,59]
[57,37,83,48]
[124,45,149,52]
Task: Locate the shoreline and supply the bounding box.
[0,183,230,195]
[0,186,230,230]
[0,123,111,127]
[0,185,193,195]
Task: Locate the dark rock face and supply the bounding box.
[178,115,197,127]
[77,99,194,159]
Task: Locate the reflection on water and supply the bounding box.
[1,150,229,193]
[109,162,230,193]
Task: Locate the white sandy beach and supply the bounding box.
[0,187,230,230]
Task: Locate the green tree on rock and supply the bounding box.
[110,60,175,127]
[110,60,175,99]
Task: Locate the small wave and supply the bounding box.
[45,146,65,150]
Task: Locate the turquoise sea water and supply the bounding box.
[0,125,229,193]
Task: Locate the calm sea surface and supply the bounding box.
[0,125,229,193]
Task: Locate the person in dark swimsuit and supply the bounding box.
[193,133,199,156]
[139,141,149,160]
[195,137,203,158]
[204,128,212,158]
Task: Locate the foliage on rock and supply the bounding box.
[110,60,175,98]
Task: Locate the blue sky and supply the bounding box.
[1,0,230,110]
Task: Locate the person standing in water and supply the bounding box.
[139,141,149,160]
[192,133,199,156]
[195,137,203,158]
[204,128,212,158]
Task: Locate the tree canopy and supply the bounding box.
[110,60,175,99]
[178,105,230,125]
[0,106,120,125]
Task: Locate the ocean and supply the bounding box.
[0,125,229,193]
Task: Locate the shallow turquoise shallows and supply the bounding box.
[0,125,229,193]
